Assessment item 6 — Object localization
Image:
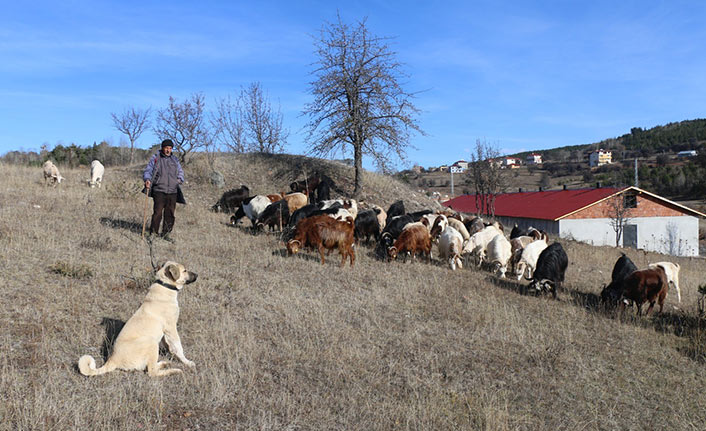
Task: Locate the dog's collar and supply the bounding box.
[155,279,180,291]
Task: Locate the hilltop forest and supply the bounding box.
[400,119,706,200]
[524,119,706,199]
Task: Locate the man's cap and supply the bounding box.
[161,139,174,148]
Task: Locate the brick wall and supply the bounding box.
[564,193,686,219]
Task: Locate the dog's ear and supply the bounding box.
[166,264,180,282]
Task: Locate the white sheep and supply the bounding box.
[88,160,104,188]
[42,160,64,187]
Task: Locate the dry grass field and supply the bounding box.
[1,153,706,430]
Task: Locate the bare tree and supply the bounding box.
[607,192,634,247]
[111,107,151,164]
[243,82,288,153]
[212,95,246,153]
[212,82,288,154]
[466,139,506,217]
[154,93,209,165]
[303,15,424,197]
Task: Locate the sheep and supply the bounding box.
[88,160,104,188]
[43,161,64,186]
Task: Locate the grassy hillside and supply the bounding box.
[1,155,706,430]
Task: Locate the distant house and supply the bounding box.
[677,150,698,158]
[501,157,522,168]
[450,160,468,173]
[439,165,449,172]
[589,149,612,167]
[526,153,542,165]
[443,186,704,256]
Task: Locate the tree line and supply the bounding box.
[591,154,706,200]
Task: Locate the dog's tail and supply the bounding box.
[78,355,116,376]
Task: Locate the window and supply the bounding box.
[624,193,637,208]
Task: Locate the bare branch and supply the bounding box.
[465,140,507,217]
[607,193,634,247]
[111,107,152,164]
[153,94,209,165]
[212,82,289,154]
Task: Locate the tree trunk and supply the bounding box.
[353,143,363,197]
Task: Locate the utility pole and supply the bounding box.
[634,158,638,187]
[450,166,460,196]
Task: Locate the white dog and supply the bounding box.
[78,261,198,377]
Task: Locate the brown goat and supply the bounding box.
[620,267,669,316]
[287,215,355,267]
[388,224,432,262]
[282,192,309,213]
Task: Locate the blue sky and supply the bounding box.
[2,0,705,169]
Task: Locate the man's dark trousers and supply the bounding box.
[150,191,177,235]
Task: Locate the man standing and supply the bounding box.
[143,139,185,242]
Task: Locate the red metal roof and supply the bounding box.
[443,187,623,221]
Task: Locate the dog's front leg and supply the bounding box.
[163,327,195,368]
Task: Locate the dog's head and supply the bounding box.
[156,261,198,289]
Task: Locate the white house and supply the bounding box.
[589,149,612,167]
[526,153,542,165]
[450,160,469,172]
[443,186,705,256]
[678,150,698,158]
[500,157,522,168]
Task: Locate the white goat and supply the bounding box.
[438,226,464,270]
[486,234,512,278]
[447,217,470,241]
[648,261,681,303]
[513,239,548,280]
[462,225,503,266]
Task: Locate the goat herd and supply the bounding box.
[214,174,681,316]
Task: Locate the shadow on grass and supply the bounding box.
[100,317,170,361]
[486,274,706,358]
[100,217,142,234]
[278,248,355,266]
[100,317,125,361]
[487,275,531,296]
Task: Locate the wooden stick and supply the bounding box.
[141,185,150,240]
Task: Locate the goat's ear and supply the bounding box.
[166,264,180,282]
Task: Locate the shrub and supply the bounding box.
[49,261,94,280]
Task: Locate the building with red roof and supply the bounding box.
[443,186,704,256]
[526,153,542,165]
